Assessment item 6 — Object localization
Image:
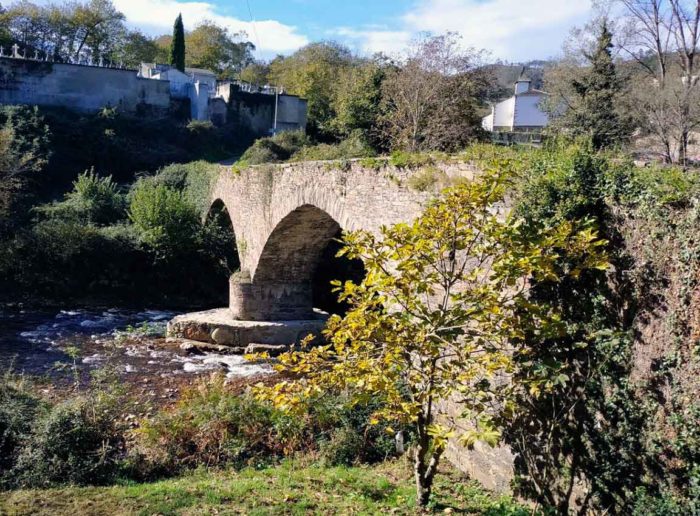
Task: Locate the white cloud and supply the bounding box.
[112,0,309,56]
[334,27,413,55]
[401,0,591,59]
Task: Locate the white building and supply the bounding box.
[482,79,549,132]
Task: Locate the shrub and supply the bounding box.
[129,375,304,477]
[388,150,435,169]
[290,132,376,162]
[128,181,201,253]
[129,375,406,479]
[0,372,44,477]
[36,169,126,225]
[406,166,450,192]
[187,120,215,133]
[147,161,217,215]
[240,130,311,164]
[319,427,364,466]
[514,142,607,224]
[9,394,124,488]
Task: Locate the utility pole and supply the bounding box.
[273,86,279,135]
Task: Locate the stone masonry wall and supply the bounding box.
[0,57,171,113]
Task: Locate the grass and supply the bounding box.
[0,459,531,515]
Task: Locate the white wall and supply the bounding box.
[493,97,515,129]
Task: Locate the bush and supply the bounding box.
[128,181,201,253]
[36,169,126,225]
[406,166,450,192]
[240,130,311,165]
[9,396,123,487]
[129,375,305,477]
[129,375,406,479]
[514,142,607,224]
[0,373,44,476]
[388,150,435,169]
[147,161,217,215]
[290,132,376,162]
[319,427,364,466]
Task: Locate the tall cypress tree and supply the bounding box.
[170,14,185,72]
[568,22,628,150]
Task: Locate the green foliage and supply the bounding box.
[406,166,451,192]
[36,169,125,225]
[0,372,44,475]
[0,368,127,489]
[330,61,385,143]
[130,375,404,478]
[0,460,533,515]
[0,105,51,234]
[0,105,51,180]
[388,150,435,169]
[128,181,200,253]
[147,160,218,215]
[0,158,232,306]
[268,42,355,138]
[513,140,608,223]
[290,132,376,162]
[239,130,311,165]
[553,23,631,149]
[170,13,185,72]
[186,20,254,78]
[9,396,123,488]
[255,167,608,506]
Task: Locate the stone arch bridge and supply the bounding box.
[211,159,475,321]
[168,159,475,347]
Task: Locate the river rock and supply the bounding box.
[245,343,288,356]
[178,339,244,355]
[211,326,238,346]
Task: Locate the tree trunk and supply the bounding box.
[414,442,432,507]
[413,416,444,508]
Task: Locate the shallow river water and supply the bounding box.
[0,307,272,396]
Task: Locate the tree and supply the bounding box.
[330,59,385,144]
[115,30,158,67]
[550,22,630,149]
[268,41,355,138]
[379,33,488,152]
[239,61,270,85]
[597,0,700,163]
[0,105,50,235]
[186,20,254,77]
[170,13,185,72]
[254,169,608,507]
[71,0,125,62]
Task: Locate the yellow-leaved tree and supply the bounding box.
[253,167,608,507]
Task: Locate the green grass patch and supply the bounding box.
[1,460,532,515]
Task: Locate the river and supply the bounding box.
[0,306,272,399]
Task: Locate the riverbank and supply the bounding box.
[0,459,530,515]
[0,306,273,405]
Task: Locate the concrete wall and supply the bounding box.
[188,82,210,121]
[217,83,307,136]
[276,94,307,132]
[0,57,171,113]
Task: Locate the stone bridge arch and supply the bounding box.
[208,159,475,322]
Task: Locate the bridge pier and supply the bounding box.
[229,271,314,321]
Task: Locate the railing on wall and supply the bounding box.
[490,131,546,146]
[0,44,135,71]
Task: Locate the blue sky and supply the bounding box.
[112,0,593,62]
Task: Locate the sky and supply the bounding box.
[111,0,594,62]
